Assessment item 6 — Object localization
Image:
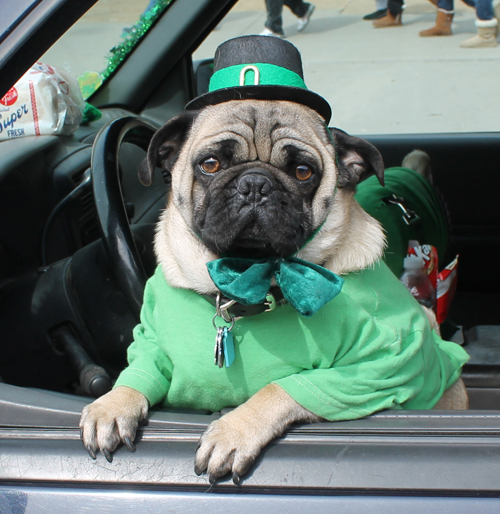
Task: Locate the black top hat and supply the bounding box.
[185,35,332,124]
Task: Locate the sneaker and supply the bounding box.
[363,8,388,20]
[297,4,315,31]
[260,27,285,38]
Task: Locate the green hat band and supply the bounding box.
[209,62,307,92]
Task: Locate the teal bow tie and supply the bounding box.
[206,257,344,317]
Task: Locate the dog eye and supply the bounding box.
[200,157,221,174]
[295,164,313,181]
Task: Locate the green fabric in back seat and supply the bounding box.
[355,167,448,278]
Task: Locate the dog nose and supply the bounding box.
[237,171,273,204]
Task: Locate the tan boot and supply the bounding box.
[373,12,402,27]
[460,19,498,47]
[419,10,454,36]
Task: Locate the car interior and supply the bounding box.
[0,0,499,465]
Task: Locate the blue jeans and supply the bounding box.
[265,0,312,34]
[438,0,493,20]
[388,0,404,15]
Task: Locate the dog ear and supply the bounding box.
[330,128,385,187]
[138,112,198,186]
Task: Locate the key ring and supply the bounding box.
[212,312,235,331]
[215,291,237,323]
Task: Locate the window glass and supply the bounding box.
[40,0,171,99]
[0,0,40,38]
[194,0,500,134]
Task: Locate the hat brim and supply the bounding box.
[186,85,332,124]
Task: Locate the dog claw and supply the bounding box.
[194,465,203,476]
[209,474,217,486]
[103,449,113,463]
[87,447,96,460]
[232,472,241,486]
[124,436,136,452]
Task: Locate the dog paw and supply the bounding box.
[193,384,315,484]
[79,386,148,462]
[194,408,273,485]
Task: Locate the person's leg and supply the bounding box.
[439,0,454,9]
[474,0,494,18]
[460,0,497,46]
[284,0,315,31]
[388,0,404,15]
[284,0,311,18]
[264,0,286,34]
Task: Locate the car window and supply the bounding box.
[39,0,174,99]
[193,0,500,135]
[0,0,41,41]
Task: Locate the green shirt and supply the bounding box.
[114,262,469,421]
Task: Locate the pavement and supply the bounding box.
[42,0,500,135]
[195,0,500,135]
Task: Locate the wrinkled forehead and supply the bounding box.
[187,100,333,163]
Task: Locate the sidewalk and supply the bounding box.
[194,0,500,135]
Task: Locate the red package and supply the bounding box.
[406,242,438,289]
[436,256,459,325]
[404,242,458,325]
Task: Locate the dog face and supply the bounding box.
[191,134,319,259]
[188,102,334,258]
[139,100,385,292]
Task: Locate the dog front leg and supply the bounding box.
[194,383,321,484]
[80,386,149,462]
[433,377,469,409]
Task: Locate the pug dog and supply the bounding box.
[80,99,468,485]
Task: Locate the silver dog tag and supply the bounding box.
[212,297,237,368]
[214,326,225,368]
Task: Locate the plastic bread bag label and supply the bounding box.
[0,63,85,141]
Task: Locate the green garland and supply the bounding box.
[78,0,174,103]
[102,0,174,80]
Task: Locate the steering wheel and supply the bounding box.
[91,116,158,321]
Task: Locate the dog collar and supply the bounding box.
[202,285,285,320]
[206,256,344,318]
